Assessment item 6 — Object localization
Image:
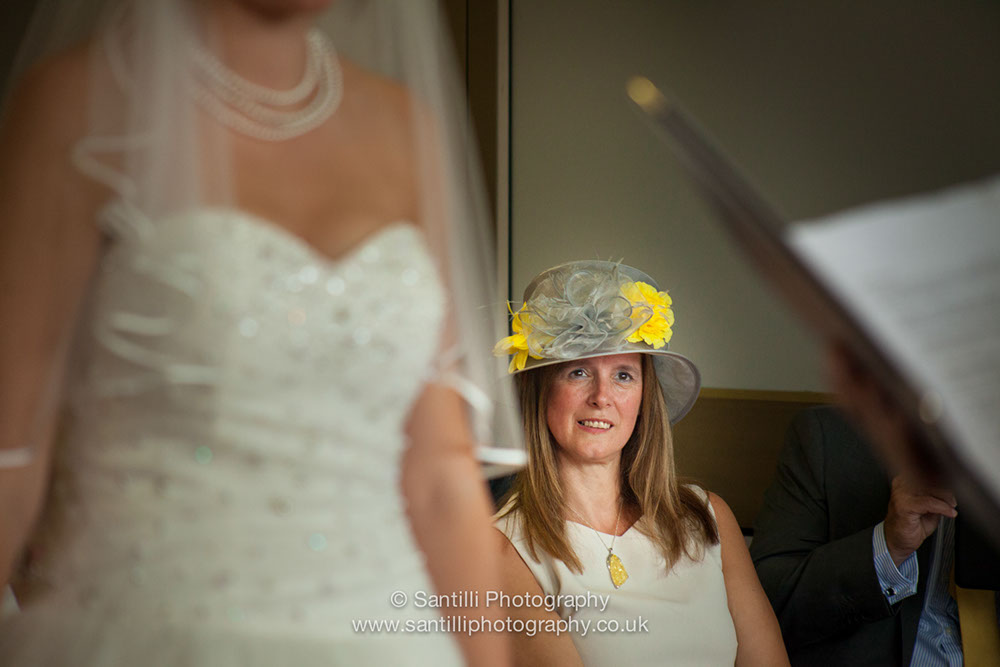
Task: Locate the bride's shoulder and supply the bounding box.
[5,43,94,137]
[338,58,415,118]
[334,58,444,225]
[2,41,108,213]
[337,57,441,148]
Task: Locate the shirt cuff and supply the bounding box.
[872,521,918,604]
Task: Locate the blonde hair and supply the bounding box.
[499,354,718,573]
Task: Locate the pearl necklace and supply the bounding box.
[567,502,630,589]
[188,28,343,141]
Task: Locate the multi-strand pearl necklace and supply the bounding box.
[188,28,343,141]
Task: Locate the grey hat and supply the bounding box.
[495,260,701,423]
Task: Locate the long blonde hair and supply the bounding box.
[499,354,718,573]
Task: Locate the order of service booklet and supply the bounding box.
[626,76,1000,547]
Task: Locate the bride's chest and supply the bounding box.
[85,205,445,396]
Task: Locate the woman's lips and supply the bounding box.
[578,419,612,432]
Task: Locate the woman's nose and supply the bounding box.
[587,377,612,407]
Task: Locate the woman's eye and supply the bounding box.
[616,371,635,382]
[568,368,588,378]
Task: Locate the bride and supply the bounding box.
[0,0,521,664]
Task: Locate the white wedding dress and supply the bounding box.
[0,201,464,665]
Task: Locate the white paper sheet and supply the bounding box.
[789,176,1000,505]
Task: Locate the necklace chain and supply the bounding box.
[567,501,623,554]
[187,28,343,141]
[567,500,630,589]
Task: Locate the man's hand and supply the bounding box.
[884,475,957,567]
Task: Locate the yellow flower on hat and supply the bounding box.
[493,303,543,373]
[621,281,674,349]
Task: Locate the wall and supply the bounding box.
[509,0,1000,393]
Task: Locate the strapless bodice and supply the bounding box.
[14,202,455,654]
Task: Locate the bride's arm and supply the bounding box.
[402,383,511,667]
[0,52,103,588]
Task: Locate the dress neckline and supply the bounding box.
[100,199,419,269]
[213,208,417,268]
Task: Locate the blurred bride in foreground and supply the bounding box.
[0,1,522,664]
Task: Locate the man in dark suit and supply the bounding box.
[750,406,961,666]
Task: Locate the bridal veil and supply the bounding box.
[0,0,524,476]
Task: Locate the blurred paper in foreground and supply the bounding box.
[627,75,1000,533]
[790,178,1000,505]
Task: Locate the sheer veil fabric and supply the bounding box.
[0,0,522,663]
[1,0,524,472]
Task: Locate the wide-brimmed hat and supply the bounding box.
[495,260,701,424]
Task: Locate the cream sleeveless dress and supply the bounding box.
[0,201,463,665]
[496,488,738,666]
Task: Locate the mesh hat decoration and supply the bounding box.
[495,260,701,424]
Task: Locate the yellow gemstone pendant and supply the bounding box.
[607,552,628,588]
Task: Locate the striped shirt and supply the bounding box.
[873,517,962,666]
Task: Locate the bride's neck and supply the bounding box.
[195,0,318,90]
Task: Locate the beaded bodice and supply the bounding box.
[29,202,445,634]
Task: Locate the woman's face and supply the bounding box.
[545,354,644,466]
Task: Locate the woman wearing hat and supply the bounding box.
[494,261,788,666]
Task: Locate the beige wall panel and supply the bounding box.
[672,390,830,528]
[509,1,1000,392]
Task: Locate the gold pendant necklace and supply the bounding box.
[568,502,629,589]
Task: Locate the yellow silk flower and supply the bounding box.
[621,281,674,349]
[493,304,542,373]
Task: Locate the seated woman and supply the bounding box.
[493,260,788,666]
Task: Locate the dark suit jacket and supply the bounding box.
[750,407,933,667]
